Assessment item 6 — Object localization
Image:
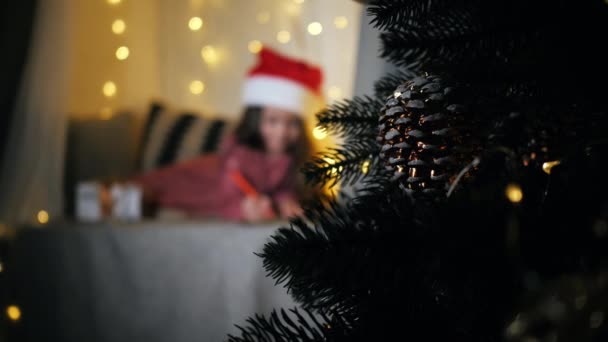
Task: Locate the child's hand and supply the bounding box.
[241,195,276,222]
[278,198,303,219]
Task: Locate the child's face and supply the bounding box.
[260,106,302,155]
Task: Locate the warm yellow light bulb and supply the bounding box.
[6,305,21,322]
[307,22,323,36]
[112,19,126,34]
[542,160,561,175]
[201,45,219,65]
[103,81,117,98]
[115,46,130,60]
[188,17,203,31]
[37,210,49,224]
[324,158,338,175]
[248,40,263,54]
[277,30,291,44]
[505,183,523,203]
[362,160,371,174]
[328,86,342,100]
[256,11,270,24]
[189,80,205,95]
[312,126,327,140]
[107,0,121,5]
[334,16,348,29]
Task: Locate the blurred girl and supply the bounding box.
[134,48,323,222]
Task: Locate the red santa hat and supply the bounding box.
[242,47,323,115]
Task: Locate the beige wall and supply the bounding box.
[66,0,361,124]
[68,0,161,116]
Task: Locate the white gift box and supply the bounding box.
[111,183,142,221]
[75,182,102,222]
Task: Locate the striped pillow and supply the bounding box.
[139,102,231,171]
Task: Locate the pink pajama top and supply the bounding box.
[134,137,296,220]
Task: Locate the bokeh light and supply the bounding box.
[542,160,560,174]
[6,306,21,322]
[189,80,205,95]
[37,210,49,224]
[201,45,219,65]
[312,126,327,140]
[277,30,291,44]
[505,183,523,203]
[112,19,126,34]
[188,17,203,31]
[324,157,338,175]
[103,81,117,98]
[307,22,323,36]
[248,40,263,54]
[115,46,130,60]
[361,160,371,174]
[334,16,348,29]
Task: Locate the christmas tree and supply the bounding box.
[228,0,608,341]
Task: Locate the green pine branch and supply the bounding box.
[373,69,417,98]
[302,141,379,187]
[315,96,383,139]
[367,0,469,31]
[373,1,584,83]
[376,3,524,71]
[227,308,351,342]
[259,190,420,315]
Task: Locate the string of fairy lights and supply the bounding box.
[100,0,127,119]
[100,0,349,135]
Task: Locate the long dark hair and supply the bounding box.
[234,106,314,201]
[234,106,312,169]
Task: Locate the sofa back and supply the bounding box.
[64,102,233,216]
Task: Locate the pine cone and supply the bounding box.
[377,74,478,199]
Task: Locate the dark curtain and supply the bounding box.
[0,1,38,166]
